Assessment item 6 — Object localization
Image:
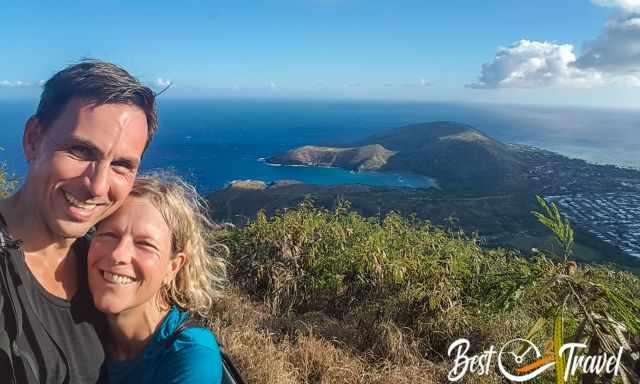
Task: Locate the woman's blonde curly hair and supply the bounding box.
[129,172,227,317]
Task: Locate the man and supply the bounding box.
[0,60,157,383]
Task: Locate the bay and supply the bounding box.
[1,98,639,194]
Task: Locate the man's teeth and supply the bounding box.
[103,271,136,285]
[63,191,96,210]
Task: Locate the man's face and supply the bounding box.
[25,97,149,240]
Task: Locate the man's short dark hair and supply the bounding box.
[36,60,158,149]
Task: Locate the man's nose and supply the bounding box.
[85,162,109,198]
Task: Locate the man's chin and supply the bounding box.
[52,220,99,239]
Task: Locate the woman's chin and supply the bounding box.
[92,296,126,315]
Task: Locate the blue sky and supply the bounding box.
[1,0,639,107]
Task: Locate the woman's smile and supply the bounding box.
[88,196,174,316]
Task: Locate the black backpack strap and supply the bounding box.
[220,352,246,384]
[0,241,18,384]
[166,317,246,384]
[1,229,37,384]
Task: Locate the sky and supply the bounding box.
[1,0,640,108]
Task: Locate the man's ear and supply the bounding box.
[164,252,187,285]
[23,116,45,162]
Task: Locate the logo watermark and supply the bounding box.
[447,338,623,382]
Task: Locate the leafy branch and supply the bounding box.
[490,196,640,383]
[532,195,574,263]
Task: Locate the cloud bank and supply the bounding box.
[383,78,432,88]
[592,0,640,12]
[469,1,640,89]
[576,14,640,74]
[0,80,31,88]
[467,40,604,89]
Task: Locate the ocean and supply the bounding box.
[1,98,639,194]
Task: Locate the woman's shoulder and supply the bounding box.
[160,307,219,350]
[155,313,223,383]
[170,324,220,353]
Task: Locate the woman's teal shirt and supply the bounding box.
[105,306,222,384]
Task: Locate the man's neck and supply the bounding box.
[0,189,78,299]
[107,304,170,361]
[0,188,76,251]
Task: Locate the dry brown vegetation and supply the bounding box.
[203,201,640,383]
[207,289,505,384]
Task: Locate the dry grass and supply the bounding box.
[207,203,640,382]
[205,288,503,384]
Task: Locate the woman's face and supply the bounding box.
[88,196,184,315]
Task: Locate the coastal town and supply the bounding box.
[546,192,640,258]
[512,144,640,195]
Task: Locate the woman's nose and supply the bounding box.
[110,237,133,265]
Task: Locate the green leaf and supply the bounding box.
[554,311,566,384]
[526,317,547,341]
[531,195,574,263]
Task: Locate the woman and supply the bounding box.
[87,174,227,383]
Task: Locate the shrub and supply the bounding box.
[225,200,525,355]
[223,199,640,382]
[0,152,15,198]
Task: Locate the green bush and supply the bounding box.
[0,159,15,198]
[224,199,640,381]
[227,201,520,351]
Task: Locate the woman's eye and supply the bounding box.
[136,241,158,251]
[97,232,118,239]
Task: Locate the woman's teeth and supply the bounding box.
[103,271,136,285]
[63,191,97,210]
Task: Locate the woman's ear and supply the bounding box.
[164,252,187,285]
[23,116,44,162]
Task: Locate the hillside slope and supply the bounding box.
[268,144,395,171]
[268,121,527,193]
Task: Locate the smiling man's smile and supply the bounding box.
[62,190,101,210]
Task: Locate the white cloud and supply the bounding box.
[382,78,432,88]
[592,0,640,12]
[0,80,31,88]
[469,0,640,89]
[155,77,172,88]
[575,14,640,74]
[467,40,607,89]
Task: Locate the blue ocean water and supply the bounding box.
[1,99,639,194]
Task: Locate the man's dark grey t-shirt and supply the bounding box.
[0,216,107,383]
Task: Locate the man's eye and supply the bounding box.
[69,146,92,159]
[112,161,134,174]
